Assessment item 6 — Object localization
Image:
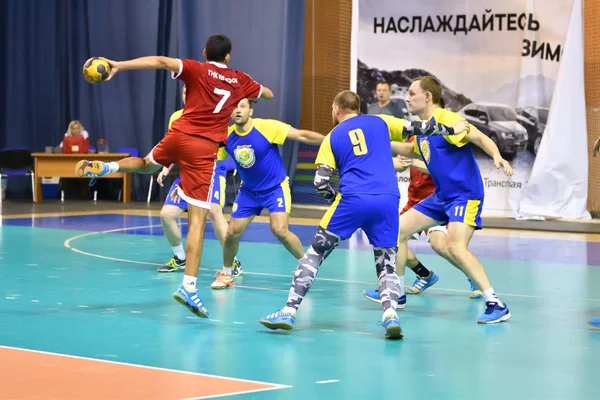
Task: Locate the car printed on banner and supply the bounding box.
[515,106,549,156]
[458,102,528,160]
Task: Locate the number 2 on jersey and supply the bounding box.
[348,129,368,156]
[213,88,231,113]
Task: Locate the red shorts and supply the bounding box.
[150,131,218,209]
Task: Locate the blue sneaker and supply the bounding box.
[382,314,403,339]
[468,279,483,299]
[589,318,600,327]
[75,160,110,186]
[232,258,243,277]
[406,271,439,294]
[172,285,210,318]
[157,255,186,273]
[477,302,510,324]
[362,289,406,309]
[259,309,296,330]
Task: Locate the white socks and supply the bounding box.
[482,287,503,307]
[399,275,405,297]
[171,244,186,260]
[107,162,119,173]
[282,306,296,315]
[183,275,197,291]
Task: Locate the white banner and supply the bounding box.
[355,0,581,217]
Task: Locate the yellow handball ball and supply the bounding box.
[83,58,111,84]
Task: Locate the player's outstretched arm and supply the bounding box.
[286,127,326,145]
[96,56,180,81]
[258,86,274,100]
[313,165,337,202]
[390,142,420,159]
[402,119,469,138]
[394,156,429,174]
[408,159,429,174]
[393,157,410,172]
[466,129,513,176]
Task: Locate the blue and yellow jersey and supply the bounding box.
[414,108,484,200]
[218,118,290,191]
[168,109,183,130]
[315,114,407,197]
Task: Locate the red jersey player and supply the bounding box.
[76,35,273,318]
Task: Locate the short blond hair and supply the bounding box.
[67,120,85,135]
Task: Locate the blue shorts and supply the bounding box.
[164,174,226,210]
[231,178,291,218]
[413,193,484,230]
[320,193,400,248]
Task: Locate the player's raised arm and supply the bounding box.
[464,129,513,176]
[377,114,467,144]
[313,135,337,202]
[94,56,180,81]
[402,119,469,138]
[286,127,326,145]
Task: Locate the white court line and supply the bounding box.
[62,224,600,303]
[316,380,339,384]
[0,345,292,393]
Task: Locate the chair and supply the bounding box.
[0,148,35,203]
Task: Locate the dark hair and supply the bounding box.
[413,76,442,105]
[376,81,391,89]
[333,90,361,112]
[205,34,232,63]
[437,97,445,108]
[245,98,254,109]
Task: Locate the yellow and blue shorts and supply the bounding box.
[413,193,484,229]
[231,178,292,218]
[164,173,227,210]
[319,193,400,248]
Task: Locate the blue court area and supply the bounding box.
[1,213,600,399]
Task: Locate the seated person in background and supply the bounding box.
[61,120,90,154]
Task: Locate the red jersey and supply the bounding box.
[62,135,89,154]
[170,59,262,143]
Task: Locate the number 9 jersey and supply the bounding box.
[315,114,408,198]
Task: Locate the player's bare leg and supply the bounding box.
[429,231,482,298]
[76,154,162,179]
[397,209,442,294]
[269,212,304,260]
[446,222,510,323]
[157,205,186,272]
[208,203,229,247]
[172,203,211,318]
[403,247,440,295]
[212,216,254,289]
